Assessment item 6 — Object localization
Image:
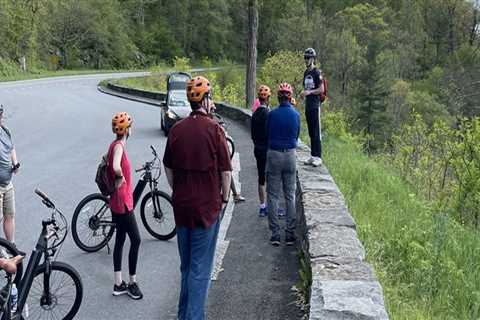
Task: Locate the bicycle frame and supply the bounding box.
[15,220,52,316]
[133,170,162,218]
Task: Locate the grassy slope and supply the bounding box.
[0,69,133,82]
[323,136,480,319]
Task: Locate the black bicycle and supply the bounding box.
[72,146,175,253]
[212,113,235,159]
[0,189,83,320]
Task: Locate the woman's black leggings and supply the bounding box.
[112,212,141,275]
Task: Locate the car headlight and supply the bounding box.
[166,110,178,119]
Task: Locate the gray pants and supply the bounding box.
[266,149,296,237]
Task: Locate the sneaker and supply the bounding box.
[270,234,280,246]
[234,195,246,203]
[285,234,296,246]
[113,281,128,296]
[258,206,267,217]
[312,157,323,167]
[304,157,315,165]
[127,282,143,300]
[277,207,285,219]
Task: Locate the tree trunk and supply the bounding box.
[246,0,258,109]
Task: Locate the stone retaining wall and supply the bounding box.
[106,81,166,101]
[105,80,389,320]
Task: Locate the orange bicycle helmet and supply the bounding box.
[112,112,132,135]
[277,82,293,100]
[187,76,211,103]
[258,85,271,100]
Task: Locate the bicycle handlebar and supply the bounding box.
[35,188,55,209]
[150,145,157,157]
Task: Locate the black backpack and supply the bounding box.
[95,153,115,197]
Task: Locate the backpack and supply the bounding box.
[320,77,328,103]
[95,153,115,197]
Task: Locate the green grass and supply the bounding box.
[112,74,167,93]
[0,69,136,82]
[323,136,480,319]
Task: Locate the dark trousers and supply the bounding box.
[305,104,322,158]
[112,212,141,275]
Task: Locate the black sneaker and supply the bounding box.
[285,234,296,246]
[127,282,143,300]
[113,281,127,296]
[270,234,280,246]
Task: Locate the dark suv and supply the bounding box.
[160,72,191,135]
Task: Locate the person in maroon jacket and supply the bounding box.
[163,76,232,320]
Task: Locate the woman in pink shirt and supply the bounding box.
[108,112,143,300]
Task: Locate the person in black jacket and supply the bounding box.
[251,85,271,217]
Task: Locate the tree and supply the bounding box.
[246,0,258,109]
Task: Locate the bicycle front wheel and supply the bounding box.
[72,193,115,252]
[25,261,83,320]
[140,190,176,240]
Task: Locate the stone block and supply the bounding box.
[310,280,389,320]
[308,224,365,260]
[311,257,376,281]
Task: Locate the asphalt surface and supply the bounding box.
[0,74,301,320]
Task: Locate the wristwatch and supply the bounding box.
[222,198,229,204]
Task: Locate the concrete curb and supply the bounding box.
[101,79,389,320]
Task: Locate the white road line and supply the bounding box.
[212,152,241,281]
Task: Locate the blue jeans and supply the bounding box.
[177,219,220,320]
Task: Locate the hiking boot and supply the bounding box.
[277,207,285,219]
[285,234,296,246]
[113,281,127,296]
[304,157,315,165]
[270,234,280,246]
[127,282,143,300]
[312,157,323,167]
[258,206,267,217]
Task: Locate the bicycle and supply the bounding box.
[72,145,175,253]
[0,189,83,320]
[212,112,235,159]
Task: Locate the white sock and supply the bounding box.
[129,275,136,284]
[114,272,122,286]
[260,203,266,209]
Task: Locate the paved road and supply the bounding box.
[0,73,181,319]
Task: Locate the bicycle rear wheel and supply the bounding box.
[0,238,22,285]
[226,136,235,160]
[24,261,83,320]
[140,190,176,240]
[72,193,115,252]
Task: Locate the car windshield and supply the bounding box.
[168,73,190,91]
[168,92,188,107]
